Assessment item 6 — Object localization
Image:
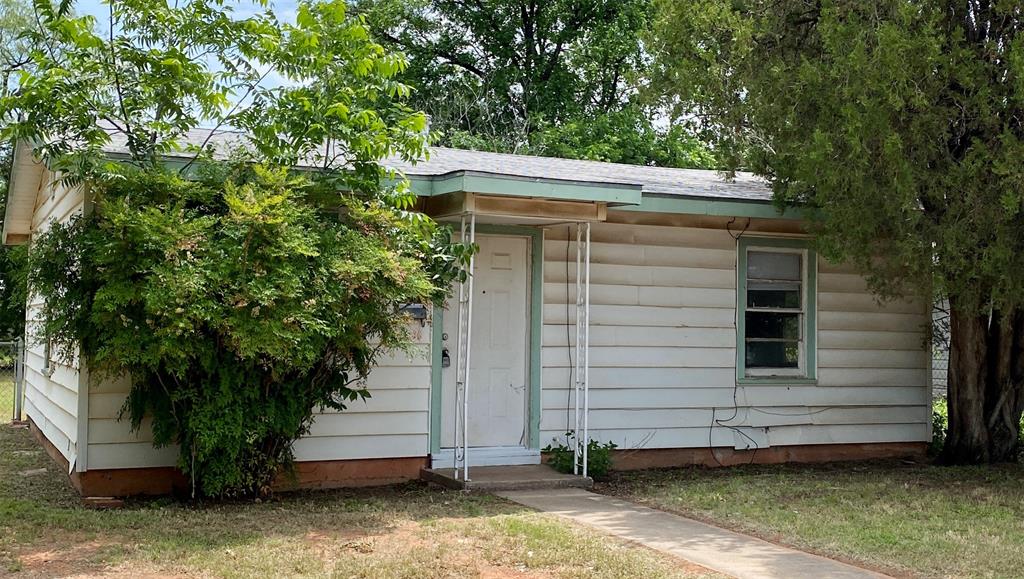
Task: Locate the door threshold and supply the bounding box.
[432,446,540,468]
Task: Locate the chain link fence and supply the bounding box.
[0,339,25,423]
[932,345,948,399]
[932,301,949,399]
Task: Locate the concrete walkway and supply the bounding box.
[497,488,889,579]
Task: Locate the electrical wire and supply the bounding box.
[726,217,751,241]
[709,216,759,467]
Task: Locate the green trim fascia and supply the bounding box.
[407,176,435,197]
[736,236,818,383]
[409,172,642,205]
[427,224,544,453]
[429,305,445,454]
[619,194,806,220]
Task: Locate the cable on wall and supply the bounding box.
[709,216,759,467]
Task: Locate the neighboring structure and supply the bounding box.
[3,136,932,496]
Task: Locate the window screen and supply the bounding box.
[745,251,803,370]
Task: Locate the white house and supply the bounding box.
[3,137,931,496]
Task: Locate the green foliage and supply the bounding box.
[0,142,27,341]
[5,0,249,172]
[543,434,617,479]
[29,165,467,497]
[0,242,26,341]
[11,0,468,496]
[651,0,1024,310]
[357,0,648,132]
[357,0,716,168]
[0,0,33,340]
[651,0,1024,462]
[931,398,948,457]
[532,107,718,168]
[231,0,429,175]
[2,0,428,183]
[930,397,1024,459]
[0,0,32,94]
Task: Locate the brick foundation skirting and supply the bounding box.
[609,442,927,470]
[27,417,427,497]
[27,417,925,496]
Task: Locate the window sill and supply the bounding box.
[736,377,818,385]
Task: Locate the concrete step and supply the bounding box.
[421,464,593,491]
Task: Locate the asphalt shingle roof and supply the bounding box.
[103,128,773,202]
[388,147,772,202]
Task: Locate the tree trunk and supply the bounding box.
[943,302,991,463]
[984,309,1024,461]
[942,300,1024,464]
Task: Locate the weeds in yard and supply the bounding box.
[0,425,713,578]
[543,433,618,479]
[599,459,1024,578]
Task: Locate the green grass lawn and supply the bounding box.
[598,460,1024,578]
[0,425,716,578]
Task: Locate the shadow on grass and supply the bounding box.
[0,424,531,575]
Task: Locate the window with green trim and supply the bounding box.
[738,238,816,380]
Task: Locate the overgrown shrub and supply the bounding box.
[543,434,618,479]
[6,0,469,498]
[28,165,469,497]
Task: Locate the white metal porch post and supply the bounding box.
[572,222,592,478]
[582,222,591,478]
[453,213,476,481]
[573,224,582,475]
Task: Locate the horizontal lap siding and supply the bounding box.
[295,334,431,462]
[813,260,930,444]
[23,177,84,467]
[539,221,930,451]
[87,330,432,469]
[87,373,181,467]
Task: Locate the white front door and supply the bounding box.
[441,234,530,449]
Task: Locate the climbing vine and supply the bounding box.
[29,164,469,496]
[6,0,474,496]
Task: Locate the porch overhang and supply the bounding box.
[422,191,607,224]
[408,170,642,206]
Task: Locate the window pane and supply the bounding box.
[746,312,800,339]
[747,288,800,309]
[748,251,801,281]
[746,341,800,368]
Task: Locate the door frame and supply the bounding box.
[429,225,544,455]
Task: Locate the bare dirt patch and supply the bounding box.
[2,425,714,578]
[16,538,117,578]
